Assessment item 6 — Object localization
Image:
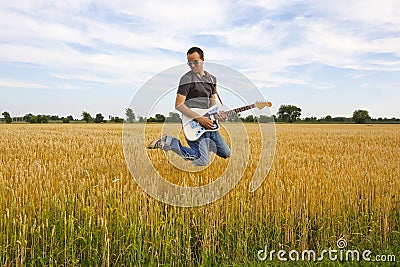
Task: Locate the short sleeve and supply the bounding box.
[177,73,192,96]
[211,75,217,95]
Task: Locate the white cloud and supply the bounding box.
[311,1,400,29]
[2,1,400,78]
[50,73,121,84]
[0,78,49,89]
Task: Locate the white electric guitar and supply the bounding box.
[182,101,272,141]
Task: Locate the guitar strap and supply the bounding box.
[205,71,223,106]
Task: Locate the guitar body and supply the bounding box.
[181,101,272,141]
[182,105,220,141]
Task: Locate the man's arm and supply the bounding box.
[175,94,199,118]
[211,94,227,122]
[175,94,214,129]
[210,94,216,107]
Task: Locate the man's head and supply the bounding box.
[187,47,204,74]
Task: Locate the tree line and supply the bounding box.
[1,106,399,124]
[276,105,399,124]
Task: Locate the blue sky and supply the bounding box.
[1,0,399,119]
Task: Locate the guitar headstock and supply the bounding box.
[255,101,272,109]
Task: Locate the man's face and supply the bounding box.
[187,52,203,74]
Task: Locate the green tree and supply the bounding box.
[2,111,12,123]
[111,116,124,123]
[227,113,241,122]
[166,112,181,123]
[25,114,49,123]
[23,113,33,123]
[244,115,255,122]
[155,113,165,122]
[304,117,317,123]
[258,115,274,123]
[82,111,92,123]
[125,108,135,123]
[277,105,302,123]
[352,110,371,124]
[37,115,49,123]
[49,115,60,121]
[94,113,105,123]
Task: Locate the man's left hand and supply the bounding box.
[217,111,228,122]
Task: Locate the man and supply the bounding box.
[147,47,230,166]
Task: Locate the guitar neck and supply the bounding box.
[225,104,256,116]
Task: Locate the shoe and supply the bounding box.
[147,134,167,149]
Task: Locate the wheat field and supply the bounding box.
[0,123,399,266]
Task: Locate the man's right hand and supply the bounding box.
[195,116,214,129]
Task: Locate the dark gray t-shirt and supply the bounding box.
[177,70,217,109]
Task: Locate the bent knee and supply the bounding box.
[193,157,209,166]
[219,149,231,159]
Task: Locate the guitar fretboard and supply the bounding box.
[225,104,255,116]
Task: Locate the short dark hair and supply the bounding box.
[187,47,204,59]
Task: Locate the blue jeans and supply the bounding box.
[164,131,230,166]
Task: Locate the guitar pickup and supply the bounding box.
[189,121,198,129]
[207,107,219,115]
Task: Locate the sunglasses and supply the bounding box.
[187,60,202,67]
